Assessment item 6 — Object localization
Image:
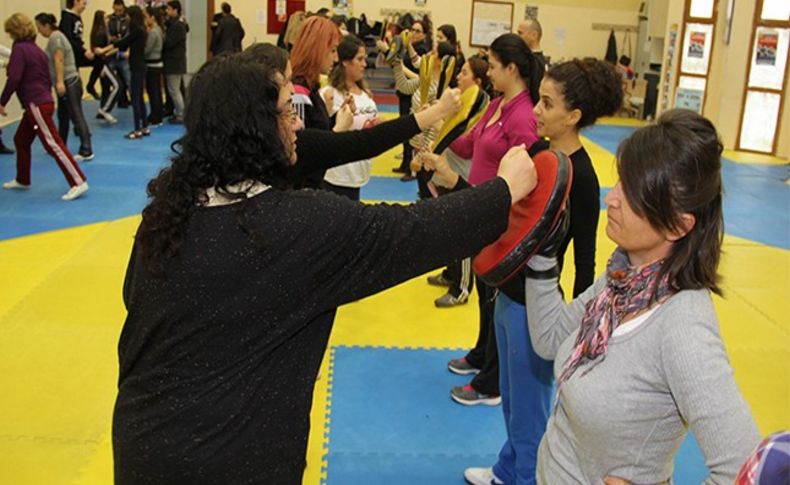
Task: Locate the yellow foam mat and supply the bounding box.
[723,149,788,166]
[0,132,787,484]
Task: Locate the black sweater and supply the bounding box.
[114,178,512,484]
[162,18,187,74]
[557,146,600,297]
[292,76,333,189]
[292,113,420,181]
[59,10,90,67]
[113,24,147,72]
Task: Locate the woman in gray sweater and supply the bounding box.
[524,109,760,484]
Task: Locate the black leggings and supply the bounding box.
[145,67,164,124]
[130,68,147,131]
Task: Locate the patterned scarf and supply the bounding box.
[557,248,676,390]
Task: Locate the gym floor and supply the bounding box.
[0,100,787,484]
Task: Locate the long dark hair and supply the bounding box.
[438,24,464,67]
[545,58,623,129]
[617,109,724,297]
[90,10,106,47]
[136,55,290,274]
[330,35,370,95]
[126,5,145,32]
[489,33,541,104]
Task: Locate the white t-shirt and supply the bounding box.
[320,86,379,188]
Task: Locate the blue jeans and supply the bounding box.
[492,293,554,484]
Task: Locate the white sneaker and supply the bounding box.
[98,109,118,124]
[62,182,89,201]
[3,179,30,190]
[74,152,94,162]
[464,467,504,485]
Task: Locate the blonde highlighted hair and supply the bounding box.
[4,13,37,41]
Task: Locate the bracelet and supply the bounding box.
[525,264,559,280]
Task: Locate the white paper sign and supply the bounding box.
[472,19,511,46]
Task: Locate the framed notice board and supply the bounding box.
[470,0,514,48]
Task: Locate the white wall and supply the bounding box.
[302,0,642,61]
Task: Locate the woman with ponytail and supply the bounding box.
[438,33,542,412]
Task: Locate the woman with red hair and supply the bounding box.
[289,15,341,188]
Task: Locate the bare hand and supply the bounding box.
[85,50,95,60]
[322,89,334,110]
[376,39,388,52]
[0,105,7,117]
[496,144,538,205]
[343,94,357,114]
[410,156,422,173]
[56,82,66,97]
[333,104,354,132]
[435,88,461,119]
[422,152,459,188]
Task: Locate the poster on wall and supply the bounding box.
[661,23,679,112]
[756,31,778,66]
[688,31,706,58]
[470,0,514,47]
[675,87,703,113]
[525,5,538,19]
[333,0,352,16]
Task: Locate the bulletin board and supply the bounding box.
[470,0,514,48]
[267,0,306,34]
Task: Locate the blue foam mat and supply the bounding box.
[326,346,708,484]
[0,101,174,240]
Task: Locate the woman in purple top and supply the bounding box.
[0,13,88,201]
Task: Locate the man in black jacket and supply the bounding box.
[210,3,245,55]
[59,0,94,67]
[163,0,188,123]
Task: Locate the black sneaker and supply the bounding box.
[0,145,14,155]
[427,273,452,287]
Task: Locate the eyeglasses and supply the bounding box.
[410,27,423,33]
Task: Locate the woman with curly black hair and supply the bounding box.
[113,53,539,484]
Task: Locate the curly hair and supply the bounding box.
[136,54,290,275]
[545,58,623,129]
